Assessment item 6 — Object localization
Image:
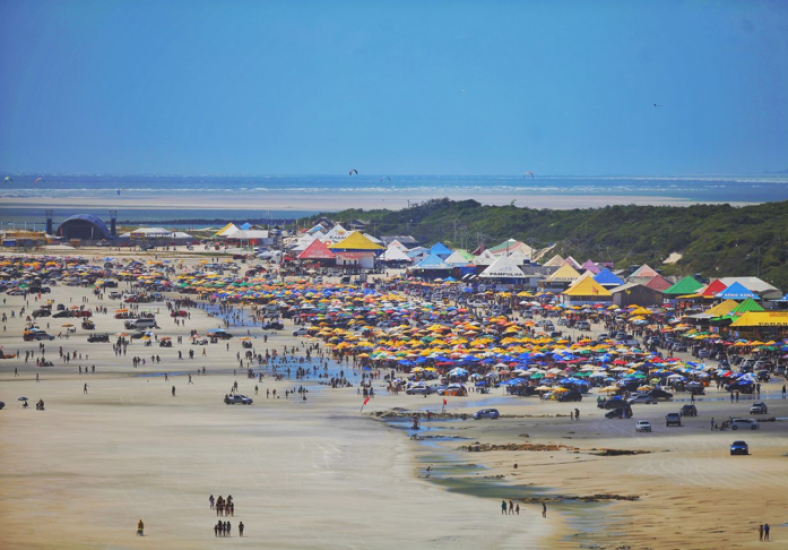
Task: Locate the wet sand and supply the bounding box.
[0,192,706,212]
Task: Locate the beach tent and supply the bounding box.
[411,254,452,270]
[729,297,764,317]
[488,239,535,258]
[687,299,739,321]
[472,250,497,266]
[471,243,486,255]
[387,239,411,252]
[643,274,672,292]
[716,282,758,301]
[382,246,411,262]
[445,249,475,266]
[506,250,530,266]
[215,223,239,237]
[239,222,252,230]
[716,277,782,300]
[730,311,788,328]
[610,283,664,307]
[297,239,336,260]
[406,246,429,259]
[321,224,349,243]
[562,256,582,269]
[479,254,526,279]
[429,242,453,259]
[698,279,728,298]
[543,254,565,267]
[328,231,385,251]
[629,264,660,279]
[546,263,582,283]
[562,277,612,299]
[663,276,704,296]
[594,268,625,287]
[581,259,600,274]
[306,224,326,234]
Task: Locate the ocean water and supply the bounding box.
[1,174,787,225]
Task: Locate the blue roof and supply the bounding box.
[429,242,453,258]
[413,254,451,270]
[57,214,111,239]
[593,268,624,286]
[240,222,252,230]
[716,281,758,300]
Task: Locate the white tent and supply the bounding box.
[382,246,411,262]
[472,249,497,266]
[480,255,526,279]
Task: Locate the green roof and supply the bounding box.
[730,297,764,316]
[663,276,704,295]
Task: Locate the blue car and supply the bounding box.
[730,440,749,456]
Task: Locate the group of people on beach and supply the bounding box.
[209,495,243,537]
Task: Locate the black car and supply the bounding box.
[53,310,72,318]
[680,404,698,417]
[726,382,755,394]
[601,397,630,410]
[87,333,110,343]
[558,389,583,402]
[606,407,632,419]
[648,388,674,401]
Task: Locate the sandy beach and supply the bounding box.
[1,250,786,550]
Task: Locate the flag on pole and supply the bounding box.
[360,396,370,412]
[442,398,447,412]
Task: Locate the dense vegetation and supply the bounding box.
[301,199,788,290]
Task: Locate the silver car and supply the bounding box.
[731,418,759,430]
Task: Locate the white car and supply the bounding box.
[731,418,759,431]
[224,394,253,405]
[293,327,309,336]
[406,385,432,396]
[635,420,652,432]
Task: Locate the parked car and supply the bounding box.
[635,420,652,432]
[606,407,632,419]
[293,328,310,336]
[628,394,656,405]
[472,408,500,420]
[406,385,432,396]
[666,413,682,427]
[24,331,54,341]
[647,388,674,401]
[730,440,749,456]
[224,394,253,405]
[87,333,110,343]
[601,397,629,410]
[680,404,698,417]
[749,402,768,414]
[731,418,759,431]
[558,389,583,402]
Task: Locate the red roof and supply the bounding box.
[701,279,727,297]
[297,239,336,260]
[645,274,672,292]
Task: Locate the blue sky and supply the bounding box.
[1,0,786,176]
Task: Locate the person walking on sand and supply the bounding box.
[574,408,580,421]
[509,500,514,514]
[515,504,520,515]
[542,503,547,518]
[239,521,244,537]
[172,385,176,397]
[209,494,215,509]
[137,519,144,536]
[501,500,507,515]
[764,523,770,541]
[759,524,764,542]
[84,383,88,394]
[188,374,193,385]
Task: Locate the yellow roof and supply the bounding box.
[562,277,612,297]
[328,231,384,250]
[730,311,788,328]
[547,263,582,282]
[704,299,739,317]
